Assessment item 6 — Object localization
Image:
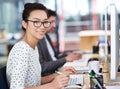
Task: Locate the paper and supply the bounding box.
[62,55,91,73]
[63,54,92,67]
[106,86,120,89]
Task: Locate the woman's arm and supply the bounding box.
[41,73,57,84]
[41,66,77,84]
[25,73,69,89]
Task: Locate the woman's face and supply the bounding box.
[23,10,48,40]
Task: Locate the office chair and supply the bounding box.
[0,66,9,89]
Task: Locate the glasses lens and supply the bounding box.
[34,21,41,27]
[43,21,51,28]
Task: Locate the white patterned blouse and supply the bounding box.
[6,41,41,89]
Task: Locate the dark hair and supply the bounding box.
[47,9,57,18]
[22,3,48,31]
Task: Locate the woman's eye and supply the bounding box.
[34,21,40,23]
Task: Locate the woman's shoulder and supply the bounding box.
[8,41,32,61]
[14,41,30,49]
[10,41,31,54]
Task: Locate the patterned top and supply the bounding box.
[6,41,41,89]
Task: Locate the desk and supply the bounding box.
[78,30,110,51]
[74,73,120,89]
[64,53,120,89]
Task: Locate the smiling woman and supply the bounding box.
[6,2,70,89]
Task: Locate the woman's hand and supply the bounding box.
[65,52,82,62]
[60,66,77,74]
[50,73,69,89]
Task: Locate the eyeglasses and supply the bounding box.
[27,19,51,28]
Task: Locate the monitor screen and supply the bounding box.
[110,4,119,81]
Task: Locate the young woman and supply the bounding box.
[6,3,74,89]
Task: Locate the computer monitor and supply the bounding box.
[110,4,119,81]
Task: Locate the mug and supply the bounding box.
[88,58,100,74]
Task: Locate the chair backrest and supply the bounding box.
[0,66,9,89]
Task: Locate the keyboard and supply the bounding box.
[74,66,89,73]
[68,74,84,85]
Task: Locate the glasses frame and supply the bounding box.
[26,19,51,28]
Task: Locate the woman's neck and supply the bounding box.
[22,34,38,49]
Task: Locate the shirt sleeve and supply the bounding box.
[41,58,66,76]
[8,46,29,89]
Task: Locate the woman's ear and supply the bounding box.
[22,20,27,29]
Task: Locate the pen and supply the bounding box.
[55,71,62,75]
[91,77,103,89]
[89,70,103,89]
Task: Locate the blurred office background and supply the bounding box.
[0,0,120,67]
